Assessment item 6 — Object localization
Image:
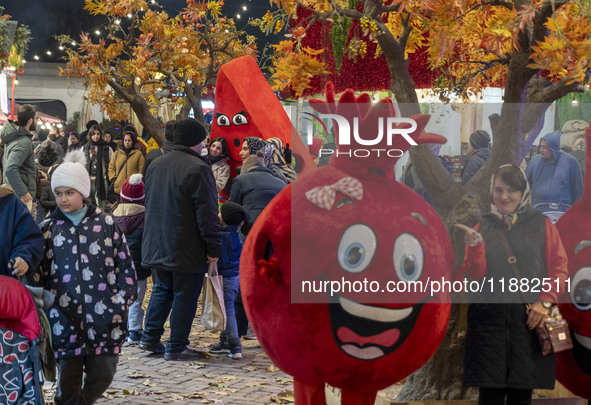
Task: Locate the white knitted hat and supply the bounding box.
[51,149,91,198]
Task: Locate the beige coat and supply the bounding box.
[212,158,230,194]
[108,149,144,194]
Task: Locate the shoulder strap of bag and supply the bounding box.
[115,153,132,179]
[497,228,527,302]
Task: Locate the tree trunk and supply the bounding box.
[109,80,165,146]
[397,304,477,401]
[178,82,206,124]
[128,94,165,146]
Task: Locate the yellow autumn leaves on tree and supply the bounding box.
[263,0,590,99]
[59,0,254,122]
[270,40,328,96]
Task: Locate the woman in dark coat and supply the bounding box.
[82,125,112,209]
[455,164,569,405]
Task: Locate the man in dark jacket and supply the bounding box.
[1,104,38,211]
[140,118,221,361]
[142,120,175,178]
[461,129,490,185]
[229,151,287,227]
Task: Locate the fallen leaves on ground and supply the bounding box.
[247,381,269,387]
[188,361,207,369]
[267,365,279,372]
[143,378,156,386]
[275,377,292,385]
[127,372,150,379]
[270,390,295,403]
[208,375,236,388]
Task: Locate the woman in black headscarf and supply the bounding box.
[82,125,112,209]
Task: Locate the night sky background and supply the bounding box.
[2,0,276,63]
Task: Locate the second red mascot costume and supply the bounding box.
[555,121,591,400]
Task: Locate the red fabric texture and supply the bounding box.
[292,6,439,96]
[0,276,41,341]
[240,86,453,398]
[554,126,591,400]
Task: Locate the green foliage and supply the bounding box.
[0,7,31,70]
[67,111,81,132]
[556,92,591,129]
[330,16,352,73]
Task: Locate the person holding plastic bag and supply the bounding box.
[208,202,251,360]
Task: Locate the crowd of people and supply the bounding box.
[0,104,293,404]
[0,103,589,405]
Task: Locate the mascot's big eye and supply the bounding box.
[570,267,591,311]
[393,233,424,282]
[216,114,230,127]
[337,224,377,273]
[232,113,249,126]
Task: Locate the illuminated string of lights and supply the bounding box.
[28,0,256,62]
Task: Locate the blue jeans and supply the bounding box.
[220,276,239,340]
[128,279,147,331]
[141,269,204,353]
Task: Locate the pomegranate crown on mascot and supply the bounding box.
[555,120,591,400]
[240,81,456,404]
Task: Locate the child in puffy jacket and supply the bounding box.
[35,150,136,405]
[208,202,251,360]
[111,173,150,345]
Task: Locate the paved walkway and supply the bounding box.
[44,324,295,404]
[42,280,296,405]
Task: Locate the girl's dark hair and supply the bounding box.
[38,141,58,167]
[83,197,93,206]
[209,137,229,157]
[88,125,102,137]
[493,165,527,193]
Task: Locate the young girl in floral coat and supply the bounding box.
[36,150,137,405]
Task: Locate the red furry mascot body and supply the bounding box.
[555,121,591,400]
[240,83,454,404]
[210,55,315,177]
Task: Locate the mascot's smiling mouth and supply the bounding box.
[573,330,591,375]
[329,294,424,360]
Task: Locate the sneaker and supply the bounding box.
[209,341,230,354]
[243,327,257,341]
[126,330,142,345]
[138,341,165,354]
[164,348,204,361]
[228,338,242,360]
[229,346,242,359]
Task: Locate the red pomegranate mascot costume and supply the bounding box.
[240,83,455,404]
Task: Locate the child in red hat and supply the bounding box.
[112,173,149,344]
